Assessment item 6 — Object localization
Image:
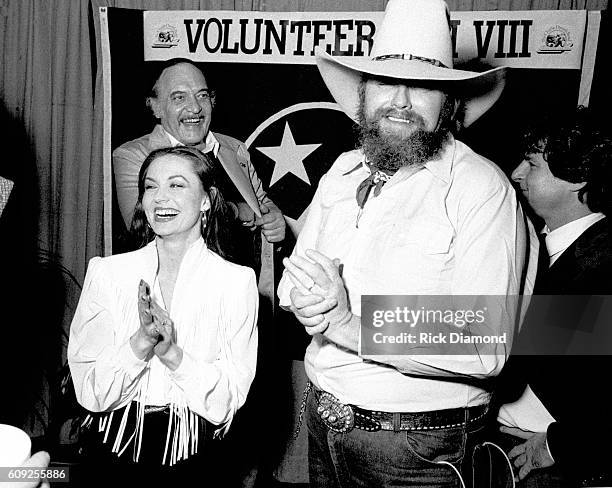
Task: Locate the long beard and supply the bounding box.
[357,107,451,173]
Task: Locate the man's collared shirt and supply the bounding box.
[162,126,220,157]
[544,212,606,266]
[278,136,535,412]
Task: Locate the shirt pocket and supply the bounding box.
[373,219,454,292]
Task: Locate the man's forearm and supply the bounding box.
[323,313,360,352]
[324,309,507,379]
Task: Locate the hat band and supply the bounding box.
[373,53,448,69]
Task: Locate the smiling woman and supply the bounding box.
[142,153,211,241]
[130,147,234,257]
[68,146,259,486]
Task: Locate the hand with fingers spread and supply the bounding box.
[504,427,554,481]
[282,249,351,335]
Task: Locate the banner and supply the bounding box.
[144,9,586,69]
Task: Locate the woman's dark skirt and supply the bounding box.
[73,404,225,488]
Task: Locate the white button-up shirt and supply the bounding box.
[279,137,537,412]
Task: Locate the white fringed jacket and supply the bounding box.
[68,237,258,464]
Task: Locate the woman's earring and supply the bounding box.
[201,211,207,229]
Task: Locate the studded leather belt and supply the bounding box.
[313,387,488,433]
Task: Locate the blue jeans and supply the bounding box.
[306,392,487,488]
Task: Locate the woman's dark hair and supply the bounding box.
[520,106,612,215]
[130,146,235,260]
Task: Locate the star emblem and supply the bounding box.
[285,206,310,237]
[256,122,321,186]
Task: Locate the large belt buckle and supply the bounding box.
[317,392,355,433]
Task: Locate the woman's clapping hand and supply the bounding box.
[137,279,163,346]
[133,279,182,369]
[131,279,178,364]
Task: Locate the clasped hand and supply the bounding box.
[132,279,177,360]
[282,249,351,335]
[236,202,286,243]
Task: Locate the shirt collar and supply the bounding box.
[161,127,220,157]
[544,212,606,261]
[144,236,209,311]
[147,234,207,252]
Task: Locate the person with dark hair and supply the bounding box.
[68,146,258,485]
[113,59,285,244]
[515,106,612,224]
[129,147,236,257]
[276,0,537,486]
[496,106,612,486]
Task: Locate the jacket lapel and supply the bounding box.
[216,142,261,217]
[149,124,173,150]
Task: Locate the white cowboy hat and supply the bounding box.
[315,0,507,127]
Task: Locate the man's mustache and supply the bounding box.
[372,108,427,128]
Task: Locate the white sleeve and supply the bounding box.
[168,268,259,426]
[68,258,148,412]
[277,173,327,307]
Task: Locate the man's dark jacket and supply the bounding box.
[500,217,612,482]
